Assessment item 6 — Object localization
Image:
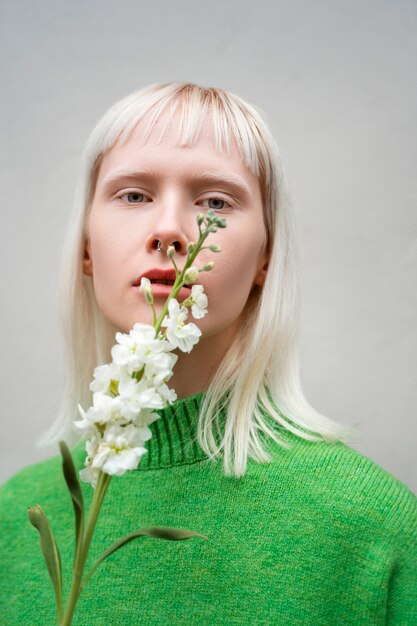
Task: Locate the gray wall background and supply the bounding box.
[1,0,416,492]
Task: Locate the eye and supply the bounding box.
[119,192,151,204]
[198,197,231,211]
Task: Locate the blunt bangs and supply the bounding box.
[89,83,273,190]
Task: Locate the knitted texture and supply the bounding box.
[1,393,416,625]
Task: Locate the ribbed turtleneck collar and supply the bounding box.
[136,392,214,470]
[72,392,218,472]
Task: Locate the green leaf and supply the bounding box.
[81,526,208,591]
[27,504,63,621]
[59,440,84,562]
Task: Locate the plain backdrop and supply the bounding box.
[0,0,416,492]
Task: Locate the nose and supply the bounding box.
[145,193,191,256]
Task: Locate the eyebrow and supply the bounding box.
[189,171,252,199]
[100,168,253,200]
[100,169,158,192]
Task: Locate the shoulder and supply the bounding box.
[263,431,417,541]
[0,442,86,514]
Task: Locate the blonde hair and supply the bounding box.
[38,82,356,477]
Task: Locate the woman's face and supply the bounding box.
[83,111,269,344]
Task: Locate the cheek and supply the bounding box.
[203,232,265,308]
[87,225,128,307]
[89,216,128,274]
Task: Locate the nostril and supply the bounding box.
[152,240,182,252]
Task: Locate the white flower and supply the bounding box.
[183,266,199,284]
[190,284,208,319]
[79,437,101,487]
[91,424,148,476]
[75,393,123,433]
[130,408,161,442]
[90,362,125,395]
[111,323,174,374]
[143,351,177,386]
[79,464,100,487]
[74,409,100,439]
[117,375,166,421]
[154,383,177,404]
[162,299,202,353]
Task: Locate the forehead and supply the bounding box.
[95,107,261,193]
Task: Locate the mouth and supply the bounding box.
[133,268,176,287]
[132,269,192,291]
[149,278,176,286]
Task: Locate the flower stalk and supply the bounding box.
[61,471,111,626]
[27,209,226,625]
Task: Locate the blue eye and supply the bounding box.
[200,198,230,210]
[119,192,151,204]
[125,192,146,203]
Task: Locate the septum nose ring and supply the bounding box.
[157,240,163,252]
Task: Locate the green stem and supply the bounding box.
[151,301,157,327]
[60,471,112,626]
[153,227,212,336]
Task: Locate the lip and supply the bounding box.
[132,268,180,287]
[132,267,193,299]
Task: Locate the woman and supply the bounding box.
[1,83,416,625]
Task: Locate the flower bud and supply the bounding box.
[183,266,200,284]
[201,261,215,272]
[167,245,175,259]
[197,213,204,226]
[139,277,154,304]
[187,242,196,253]
[209,244,221,252]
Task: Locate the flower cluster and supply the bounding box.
[75,295,206,486]
[75,209,225,488]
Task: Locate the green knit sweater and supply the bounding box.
[1,393,416,625]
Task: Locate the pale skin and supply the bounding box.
[83,111,269,399]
